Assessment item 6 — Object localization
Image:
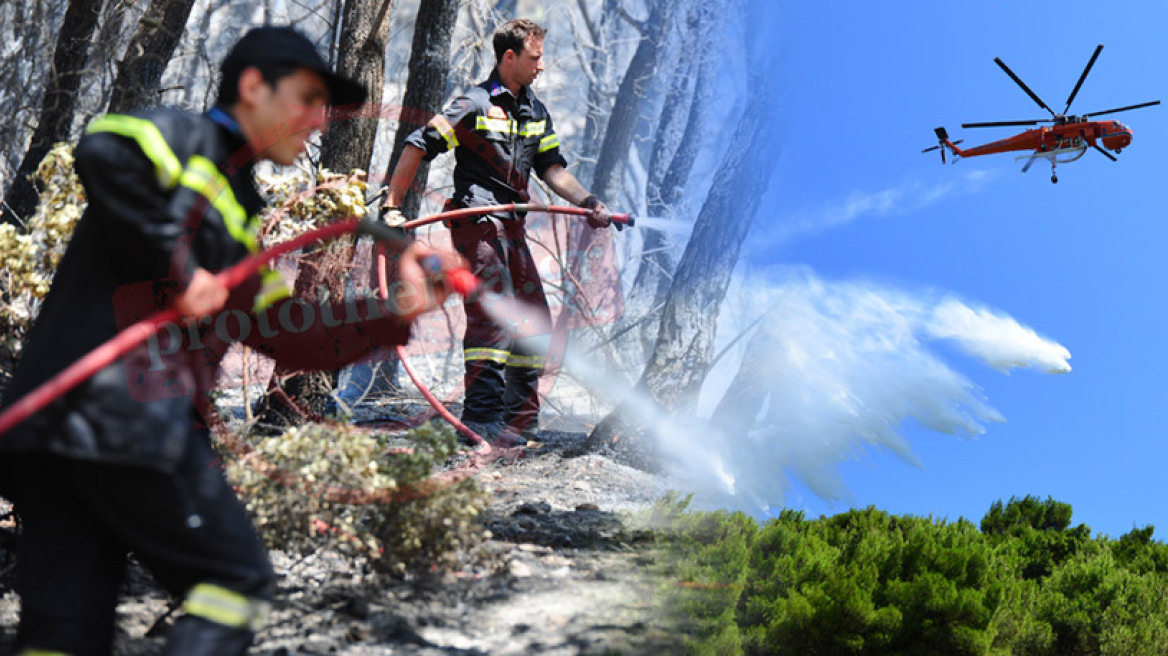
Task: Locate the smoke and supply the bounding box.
[661,266,1071,514]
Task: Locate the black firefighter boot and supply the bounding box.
[163,616,253,656]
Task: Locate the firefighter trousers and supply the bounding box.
[450,216,551,433]
[0,431,273,656]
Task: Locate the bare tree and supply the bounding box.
[585,52,783,455]
[568,0,620,187]
[384,0,459,218]
[82,0,146,117]
[615,1,720,361]
[319,0,395,174]
[106,0,198,113]
[0,1,62,184]
[588,0,676,206]
[306,0,462,408]
[2,0,106,225]
[258,0,398,428]
[708,322,775,440]
[547,0,679,381]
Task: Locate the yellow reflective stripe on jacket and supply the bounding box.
[183,583,269,630]
[519,120,547,137]
[538,133,560,153]
[175,157,274,307]
[178,155,258,253]
[86,114,182,189]
[506,353,545,369]
[475,116,516,134]
[430,115,459,150]
[254,267,291,311]
[87,115,276,310]
[18,650,72,656]
[465,347,509,364]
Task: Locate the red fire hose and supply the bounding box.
[380,204,632,448]
[0,204,630,441]
[0,218,413,436]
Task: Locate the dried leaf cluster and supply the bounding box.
[256,168,370,247]
[0,142,85,360]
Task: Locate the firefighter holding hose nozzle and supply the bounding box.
[384,18,617,449]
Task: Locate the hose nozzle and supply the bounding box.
[420,255,482,300]
[442,267,481,299]
[611,212,636,228]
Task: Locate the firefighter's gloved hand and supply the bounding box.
[383,206,406,228]
[581,195,613,230]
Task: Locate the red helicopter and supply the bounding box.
[924,45,1159,183]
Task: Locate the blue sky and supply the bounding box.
[716,2,1168,538]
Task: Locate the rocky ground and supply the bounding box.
[0,424,692,655]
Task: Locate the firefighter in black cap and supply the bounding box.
[0,26,460,654]
[383,18,616,448]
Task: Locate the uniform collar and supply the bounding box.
[487,68,533,104]
[207,106,244,138]
[207,105,257,176]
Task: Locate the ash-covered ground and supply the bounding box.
[0,422,691,655]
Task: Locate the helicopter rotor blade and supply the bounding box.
[1083,100,1161,118]
[995,57,1056,117]
[921,145,940,153]
[1092,144,1118,162]
[961,120,1045,128]
[1063,44,1103,114]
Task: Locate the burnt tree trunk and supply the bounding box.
[588,0,675,206]
[0,0,60,181]
[385,0,459,218]
[573,0,618,187]
[320,0,461,406]
[258,0,395,428]
[708,326,774,439]
[319,0,394,174]
[106,0,198,113]
[585,56,782,457]
[2,0,105,225]
[618,2,720,361]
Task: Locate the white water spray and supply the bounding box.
[674,268,1070,513]
[632,215,694,238]
[473,267,1070,517]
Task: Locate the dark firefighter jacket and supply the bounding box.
[407,68,569,214]
[1,108,410,471]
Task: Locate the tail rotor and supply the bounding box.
[922,127,962,164]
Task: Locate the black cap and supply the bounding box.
[221,26,367,106]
